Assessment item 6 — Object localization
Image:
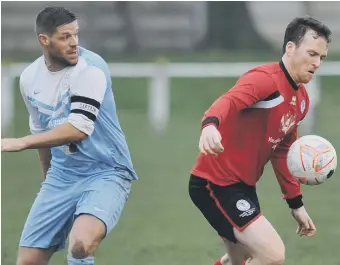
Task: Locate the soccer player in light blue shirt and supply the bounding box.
[1,6,137,265]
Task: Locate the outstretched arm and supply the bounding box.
[2,66,107,152]
[270,128,316,237]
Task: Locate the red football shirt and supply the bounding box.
[191,61,310,200]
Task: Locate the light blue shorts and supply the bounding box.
[19,168,132,251]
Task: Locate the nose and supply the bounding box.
[70,35,78,47]
[312,57,321,69]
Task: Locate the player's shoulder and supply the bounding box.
[77,46,110,77]
[242,62,281,80]
[239,62,279,80]
[252,62,281,75]
[20,56,44,88]
[236,62,280,91]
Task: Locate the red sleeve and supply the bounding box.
[202,71,276,127]
[270,128,302,200]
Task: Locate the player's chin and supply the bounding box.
[67,57,78,66]
[301,73,313,84]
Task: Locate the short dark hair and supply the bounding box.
[282,16,332,53]
[36,6,77,36]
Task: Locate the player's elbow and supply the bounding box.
[73,130,88,142]
[65,122,90,142]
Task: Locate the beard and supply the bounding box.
[50,51,76,67]
[47,42,77,69]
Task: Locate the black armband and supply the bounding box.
[202,116,219,129]
[286,195,303,209]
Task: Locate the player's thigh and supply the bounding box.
[189,175,236,243]
[20,172,77,252]
[208,180,263,233]
[17,246,57,265]
[189,175,262,243]
[233,215,285,263]
[72,171,131,242]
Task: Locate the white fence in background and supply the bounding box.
[2,62,340,135]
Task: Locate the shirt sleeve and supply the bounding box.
[68,66,107,136]
[270,128,303,208]
[270,86,310,207]
[19,75,46,134]
[202,70,277,128]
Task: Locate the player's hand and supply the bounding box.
[199,125,224,155]
[291,206,316,237]
[1,138,27,152]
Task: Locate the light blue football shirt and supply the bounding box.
[20,47,137,180]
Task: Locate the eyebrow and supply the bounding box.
[308,50,327,58]
[60,30,78,35]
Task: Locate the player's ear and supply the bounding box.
[38,34,50,47]
[285,41,295,56]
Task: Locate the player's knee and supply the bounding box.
[261,246,285,265]
[69,214,105,259]
[69,236,100,259]
[70,240,91,259]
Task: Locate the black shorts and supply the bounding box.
[189,174,262,243]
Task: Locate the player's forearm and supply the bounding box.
[202,96,238,128]
[270,128,302,208]
[37,148,51,179]
[272,158,303,197]
[21,122,87,149]
[271,154,303,209]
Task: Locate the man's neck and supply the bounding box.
[43,52,67,72]
[281,55,299,86]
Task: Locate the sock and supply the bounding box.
[67,256,94,265]
[214,256,247,265]
[213,258,222,265]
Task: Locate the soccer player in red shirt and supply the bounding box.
[189,16,331,265]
